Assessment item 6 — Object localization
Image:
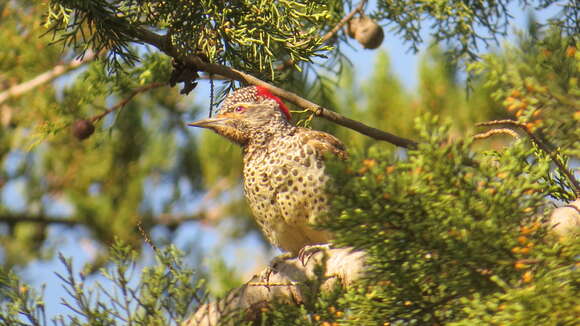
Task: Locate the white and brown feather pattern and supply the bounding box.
[197,85,346,255]
[242,128,345,254]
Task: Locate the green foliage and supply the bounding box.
[43,1,579,78]
[451,252,579,326]
[45,0,342,78]
[470,27,579,156]
[0,1,207,266]
[321,49,504,151]
[375,0,579,60]
[206,255,243,298]
[1,1,578,324]
[319,116,576,325]
[0,240,205,326]
[258,284,349,326]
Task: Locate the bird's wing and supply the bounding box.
[296,128,348,160]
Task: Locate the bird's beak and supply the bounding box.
[187,117,230,129]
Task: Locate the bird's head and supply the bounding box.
[188,86,292,145]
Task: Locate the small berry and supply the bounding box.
[347,16,384,49]
[515,262,527,269]
[522,271,533,283]
[72,120,95,140]
[362,159,377,168]
[519,247,531,254]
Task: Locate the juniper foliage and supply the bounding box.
[0,1,578,325]
[0,241,205,326]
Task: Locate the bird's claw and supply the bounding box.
[298,243,332,266]
[261,252,293,285]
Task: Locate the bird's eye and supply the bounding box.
[235,106,246,112]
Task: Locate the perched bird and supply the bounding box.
[188,86,346,255]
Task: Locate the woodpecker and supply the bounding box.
[188,86,346,255]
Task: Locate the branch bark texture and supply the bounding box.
[129,27,418,149]
[182,247,366,326]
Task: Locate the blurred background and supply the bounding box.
[0,0,577,319]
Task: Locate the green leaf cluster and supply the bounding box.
[374,0,578,61]
[1,1,204,266]
[45,0,343,78]
[0,240,205,326]
[470,27,579,156]
[316,116,577,325]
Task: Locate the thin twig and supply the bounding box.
[137,221,162,258]
[90,82,165,123]
[473,128,520,140]
[476,119,580,196]
[247,282,298,287]
[128,23,418,149]
[321,0,367,42]
[0,212,205,228]
[137,219,189,284]
[0,51,98,104]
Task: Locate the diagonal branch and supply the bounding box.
[0,51,98,104]
[321,0,367,42]
[476,119,580,197]
[129,27,418,149]
[183,247,366,326]
[89,82,165,122]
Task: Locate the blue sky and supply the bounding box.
[11,2,564,321]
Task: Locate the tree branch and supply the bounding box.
[0,214,80,227]
[0,212,207,229]
[181,199,579,326]
[89,82,165,122]
[0,51,97,104]
[129,26,418,149]
[321,0,367,43]
[476,119,580,197]
[182,247,366,326]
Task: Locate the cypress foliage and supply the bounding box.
[0,1,577,325]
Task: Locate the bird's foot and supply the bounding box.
[261,252,294,286]
[298,243,332,266]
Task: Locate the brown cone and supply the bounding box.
[72,119,95,140]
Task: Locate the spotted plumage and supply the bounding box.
[188,86,346,255]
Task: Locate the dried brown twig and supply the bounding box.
[132,29,417,149]
[0,51,98,104]
[473,128,520,140]
[90,82,165,122]
[476,119,579,197]
[123,18,418,149]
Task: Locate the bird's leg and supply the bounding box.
[298,243,332,266]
